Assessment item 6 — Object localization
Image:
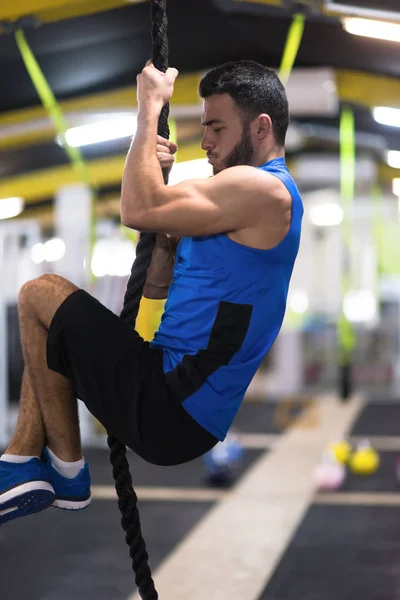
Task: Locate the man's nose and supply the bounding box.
[201,132,215,152]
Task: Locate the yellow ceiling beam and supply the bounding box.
[0,74,200,127]
[0,87,136,130]
[0,127,57,151]
[379,163,400,183]
[0,74,202,150]
[0,141,205,203]
[173,143,205,163]
[19,193,122,229]
[0,156,125,203]
[0,1,145,24]
[336,70,400,110]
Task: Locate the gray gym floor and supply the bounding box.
[2,399,400,600]
[258,401,400,600]
[0,400,275,600]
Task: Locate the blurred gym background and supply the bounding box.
[1,1,400,599]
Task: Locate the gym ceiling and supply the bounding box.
[1,0,400,229]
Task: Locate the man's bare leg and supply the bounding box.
[5,274,82,462]
[6,370,45,457]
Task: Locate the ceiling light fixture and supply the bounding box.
[387,150,400,169]
[167,158,213,185]
[309,203,343,227]
[343,17,400,43]
[373,107,400,128]
[58,115,138,147]
[0,197,24,220]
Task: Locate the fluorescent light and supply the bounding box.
[343,290,377,323]
[0,197,24,220]
[393,178,400,197]
[343,17,400,43]
[31,238,66,263]
[43,238,66,262]
[373,107,400,128]
[168,158,213,185]
[309,203,343,227]
[289,290,309,314]
[111,240,136,276]
[388,150,400,169]
[31,243,45,264]
[91,240,109,278]
[62,115,138,147]
[91,238,136,278]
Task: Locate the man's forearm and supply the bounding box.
[121,103,166,225]
[143,233,179,300]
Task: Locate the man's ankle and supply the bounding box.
[5,443,43,457]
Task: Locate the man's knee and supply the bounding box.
[19,277,39,309]
[19,274,78,309]
[37,273,73,289]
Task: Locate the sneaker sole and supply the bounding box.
[0,481,55,524]
[52,495,92,511]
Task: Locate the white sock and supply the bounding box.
[0,454,39,463]
[46,447,84,479]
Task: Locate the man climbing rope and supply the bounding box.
[0,59,303,524]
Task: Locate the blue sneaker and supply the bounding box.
[0,458,55,525]
[41,448,91,511]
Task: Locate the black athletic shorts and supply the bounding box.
[46,289,218,466]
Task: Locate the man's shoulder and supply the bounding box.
[215,165,288,199]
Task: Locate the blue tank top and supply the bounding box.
[151,158,303,440]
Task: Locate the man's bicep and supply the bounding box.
[124,167,269,236]
[131,193,237,237]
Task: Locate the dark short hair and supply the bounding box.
[199,60,289,147]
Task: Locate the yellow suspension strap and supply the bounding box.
[279,12,306,85]
[14,29,97,276]
[371,181,383,312]
[276,11,304,330]
[338,106,357,400]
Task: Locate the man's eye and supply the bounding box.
[213,128,223,133]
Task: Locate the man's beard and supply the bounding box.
[213,123,254,175]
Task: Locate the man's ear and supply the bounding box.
[256,114,272,139]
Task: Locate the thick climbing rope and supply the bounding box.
[106,1,170,598]
[12,4,167,595]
